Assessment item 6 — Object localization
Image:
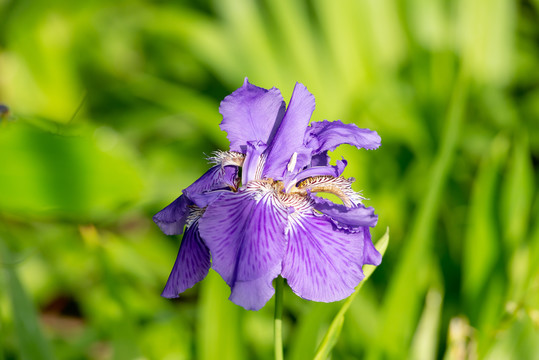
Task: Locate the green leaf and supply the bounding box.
[462,134,509,311]
[313,228,389,360]
[0,121,143,220]
[500,132,534,251]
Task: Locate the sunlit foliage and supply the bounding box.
[1,0,538,359]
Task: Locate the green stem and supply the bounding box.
[274,276,284,360]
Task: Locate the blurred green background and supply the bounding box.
[1,0,538,359]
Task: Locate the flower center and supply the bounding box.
[293,176,361,207]
[252,176,361,209]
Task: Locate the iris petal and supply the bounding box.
[312,196,381,266]
[154,164,239,234]
[199,186,288,310]
[161,221,211,297]
[281,212,366,302]
[310,151,330,167]
[362,227,382,266]
[219,78,286,153]
[285,159,347,192]
[311,195,378,228]
[242,141,268,184]
[263,83,315,180]
[153,195,190,235]
[183,165,239,207]
[228,264,281,310]
[305,119,381,153]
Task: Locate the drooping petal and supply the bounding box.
[228,263,281,310]
[305,120,381,154]
[361,227,382,266]
[263,83,315,180]
[198,185,288,310]
[187,190,227,208]
[281,212,366,302]
[153,195,190,235]
[311,195,378,228]
[161,221,211,297]
[183,165,239,205]
[219,78,286,153]
[242,140,268,184]
[155,164,239,234]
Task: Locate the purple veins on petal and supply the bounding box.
[219,78,286,153]
[281,212,366,302]
[198,186,288,310]
[305,119,382,154]
[199,185,288,282]
[153,195,190,235]
[228,263,282,311]
[161,220,211,298]
[156,79,383,309]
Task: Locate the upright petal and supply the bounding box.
[242,140,268,184]
[199,185,288,310]
[281,212,366,302]
[161,221,211,297]
[305,120,381,154]
[219,78,286,153]
[263,83,315,180]
[153,195,190,235]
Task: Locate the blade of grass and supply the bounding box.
[462,134,508,314]
[500,131,533,251]
[288,302,335,360]
[0,238,54,360]
[313,228,389,360]
[0,285,4,360]
[377,69,468,356]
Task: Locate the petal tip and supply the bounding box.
[161,290,180,299]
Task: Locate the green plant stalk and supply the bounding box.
[274,276,284,360]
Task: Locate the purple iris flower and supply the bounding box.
[154,79,382,310]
